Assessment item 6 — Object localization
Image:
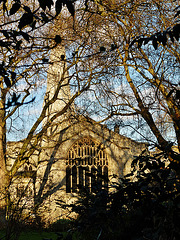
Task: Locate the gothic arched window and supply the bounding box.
[66,137,108,193]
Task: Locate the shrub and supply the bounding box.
[67,151,180,240]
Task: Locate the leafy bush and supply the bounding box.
[49,219,74,232]
[68,151,180,240]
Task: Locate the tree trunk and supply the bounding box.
[0,88,8,211]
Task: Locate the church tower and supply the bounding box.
[43,45,72,125]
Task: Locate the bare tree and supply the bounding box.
[0,0,79,217]
[1,1,110,233]
[1,0,179,234]
[62,0,180,160]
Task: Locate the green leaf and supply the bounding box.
[23,6,31,13]
[38,0,46,11]
[55,0,62,16]
[66,1,75,16]
[46,0,54,10]
[152,38,158,50]
[100,46,106,52]
[173,24,180,41]
[18,13,33,29]
[54,35,62,44]
[9,2,21,15]
[4,76,11,87]
[38,0,53,11]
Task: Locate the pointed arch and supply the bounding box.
[66,137,108,193]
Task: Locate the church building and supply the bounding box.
[7,45,146,224]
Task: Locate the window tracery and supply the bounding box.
[66,137,108,193]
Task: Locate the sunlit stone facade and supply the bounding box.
[6,46,147,224]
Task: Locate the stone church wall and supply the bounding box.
[5,45,147,224]
[6,115,147,224]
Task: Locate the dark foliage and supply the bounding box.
[63,151,180,240]
[0,0,75,55]
[0,0,76,108]
[130,5,180,49]
[49,219,74,232]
